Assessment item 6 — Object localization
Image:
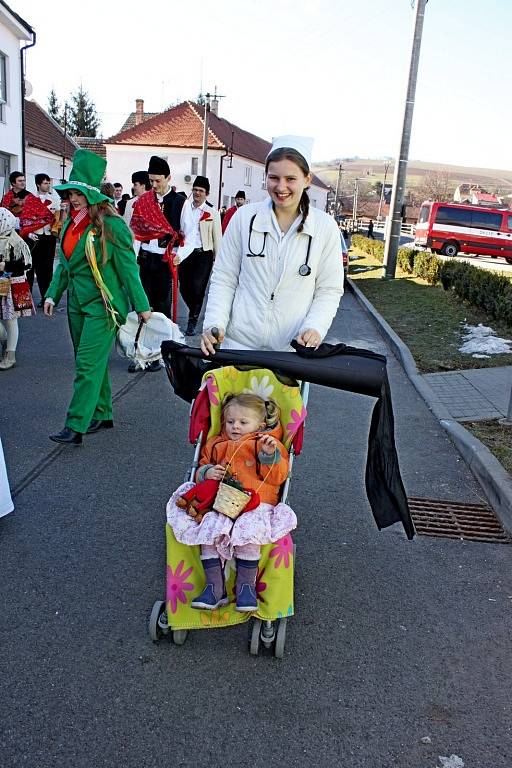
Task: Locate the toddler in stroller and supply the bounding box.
[150,365,308,656]
[167,392,295,612]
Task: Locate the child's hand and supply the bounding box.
[205,464,225,481]
[259,435,277,455]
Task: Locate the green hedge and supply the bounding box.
[353,235,512,327]
[440,260,512,327]
[352,234,385,262]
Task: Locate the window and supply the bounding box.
[418,204,430,224]
[244,166,252,186]
[261,171,266,190]
[470,209,502,232]
[507,215,512,231]
[0,53,6,122]
[435,206,471,228]
[191,157,198,175]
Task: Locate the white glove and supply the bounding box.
[28,232,39,242]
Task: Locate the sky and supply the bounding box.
[17,0,512,170]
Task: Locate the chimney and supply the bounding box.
[210,97,219,117]
[135,99,144,125]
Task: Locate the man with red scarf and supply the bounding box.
[129,155,185,370]
[2,171,54,240]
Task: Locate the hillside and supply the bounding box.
[313,158,512,195]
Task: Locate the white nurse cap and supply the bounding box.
[267,135,314,167]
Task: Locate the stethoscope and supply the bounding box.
[246,214,313,276]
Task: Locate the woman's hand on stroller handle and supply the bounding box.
[201,326,225,356]
[295,328,321,349]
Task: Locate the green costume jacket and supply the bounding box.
[46,214,150,321]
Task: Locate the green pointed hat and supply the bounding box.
[54,148,112,205]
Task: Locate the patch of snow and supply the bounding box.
[438,756,464,768]
[459,323,512,356]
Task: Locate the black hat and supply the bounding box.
[193,175,210,193]
[235,190,246,199]
[148,155,170,176]
[132,170,150,185]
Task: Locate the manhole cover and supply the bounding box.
[408,497,511,544]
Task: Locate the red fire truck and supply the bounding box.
[414,201,512,264]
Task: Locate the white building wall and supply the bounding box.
[25,147,72,191]
[105,143,327,210]
[0,9,31,171]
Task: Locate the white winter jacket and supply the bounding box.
[203,199,344,351]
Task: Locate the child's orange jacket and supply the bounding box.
[197,423,289,505]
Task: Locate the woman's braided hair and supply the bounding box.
[221,393,280,430]
[265,147,311,233]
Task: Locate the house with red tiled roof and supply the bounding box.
[25,99,78,188]
[105,100,329,210]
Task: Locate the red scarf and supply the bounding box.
[62,208,91,259]
[130,190,181,244]
[1,190,54,237]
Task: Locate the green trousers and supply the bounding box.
[65,298,117,434]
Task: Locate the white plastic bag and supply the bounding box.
[116,311,184,368]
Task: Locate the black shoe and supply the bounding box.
[184,321,197,336]
[145,360,161,372]
[87,419,114,434]
[49,427,82,445]
[127,360,142,373]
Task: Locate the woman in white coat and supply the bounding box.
[201,135,344,355]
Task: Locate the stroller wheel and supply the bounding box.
[249,619,262,656]
[274,618,287,659]
[149,600,166,642]
[172,630,189,646]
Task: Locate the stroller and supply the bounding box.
[150,338,414,658]
[149,363,309,658]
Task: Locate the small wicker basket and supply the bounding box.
[0,277,10,297]
[213,481,251,520]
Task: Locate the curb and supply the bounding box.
[347,278,512,532]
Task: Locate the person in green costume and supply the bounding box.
[44,149,151,445]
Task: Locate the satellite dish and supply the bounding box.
[24,80,33,98]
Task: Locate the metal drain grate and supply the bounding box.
[408,497,511,544]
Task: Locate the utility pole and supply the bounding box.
[334,163,343,219]
[383,0,428,279]
[61,102,68,182]
[377,161,390,223]
[352,178,359,230]
[201,86,225,176]
[201,93,210,176]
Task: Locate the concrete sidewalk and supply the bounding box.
[349,278,512,530]
[423,367,512,422]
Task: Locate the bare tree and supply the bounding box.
[416,171,453,202]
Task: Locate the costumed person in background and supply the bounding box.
[221,189,246,234]
[31,173,61,307]
[0,207,35,370]
[166,393,296,612]
[201,135,344,355]
[176,175,222,336]
[123,170,151,230]
[129,155,185,371]
[1,173,54,247]
[43,149,151,445]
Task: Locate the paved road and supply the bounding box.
[1,291,511,767]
